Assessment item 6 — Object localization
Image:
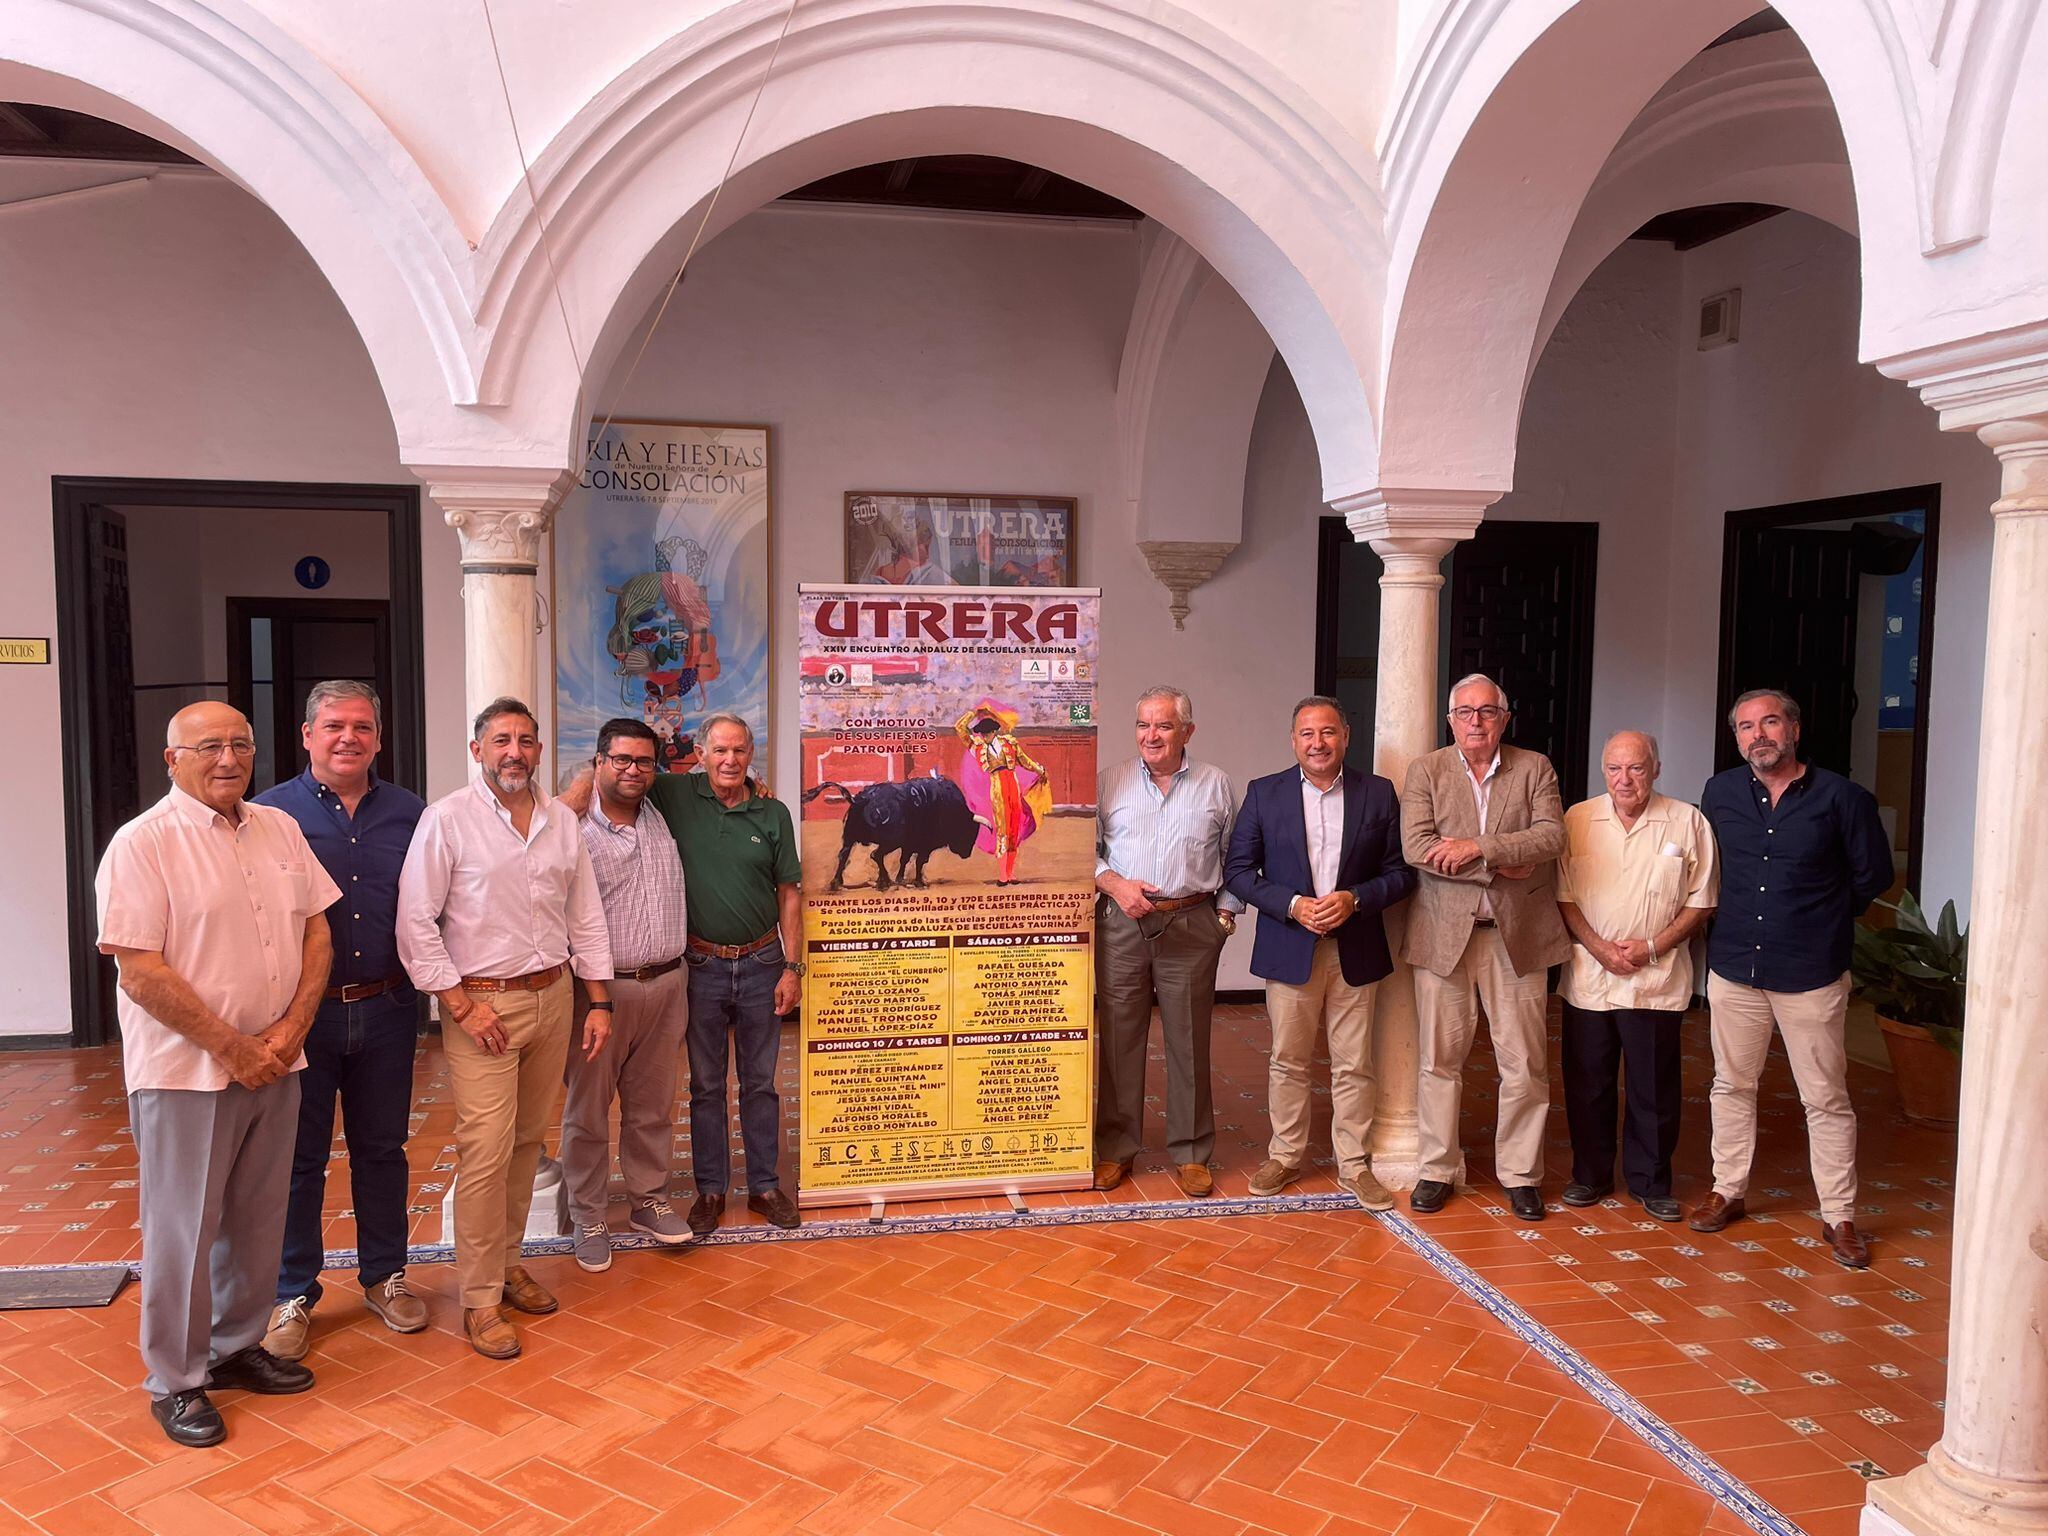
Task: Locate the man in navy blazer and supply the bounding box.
[1225,696,1417,1209]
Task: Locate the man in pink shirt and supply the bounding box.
[397,697,613,1360]
[96,701,341,1448]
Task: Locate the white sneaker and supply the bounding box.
[573,1221,613,1272]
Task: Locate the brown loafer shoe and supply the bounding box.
[501,1266,558,1315]
[1823,1219,1872,1270]
[1092,1160,1131,1192]
[1176,1163,1213,1198]
[463,1305,520,1360]
[1248,1159,1300,1197]
[747,1188,801,1229]
[1688,1192,1747,1233]
[688,1191,725,1237]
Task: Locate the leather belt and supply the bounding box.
[460,963,567,993]
[1146,891,1216,913]
[1472,917,1498,929]
[686,931,780,961]
[326,975,408,1003]
[613,956,684,983]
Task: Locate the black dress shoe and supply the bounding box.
[1561,1182,1612,1207]
[205,1344,313,1395]
[150,1387,225,1447]
[1507,1186,1547,1222]
[688,1191,725,1236]
[1636,1193,1682,1223]
[1409,1179,1453,1214]
[748,1187,802,1229]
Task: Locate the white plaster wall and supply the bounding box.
[1495,212,1993,913]
[0,166,463,1035]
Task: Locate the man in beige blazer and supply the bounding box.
[1400,673,1570,1221]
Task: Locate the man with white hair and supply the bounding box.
[97,701,339,1446]
[1092,685,1242,1197]
[1555,731,1718,1223]
[1400,673,1569,1221]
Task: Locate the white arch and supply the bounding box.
[1371,0,1976,492]
[467,0,1387,501]
[0,0,483,447]
[1529,32,1857,380]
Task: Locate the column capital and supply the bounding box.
[1331,486,1494,552]
[1136,540,1237,630]
[415,464,575,570]
[1874,317,2048,435]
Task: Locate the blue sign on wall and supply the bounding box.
[294,555,331,590]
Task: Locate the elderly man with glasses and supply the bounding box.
[560,718,694,1271]
[1400,673,1570,1222]
[96,701,340,1447]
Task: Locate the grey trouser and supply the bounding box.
[1094,896,1225,1166]
[561,968,689,1225]
[131,1075,302,1396]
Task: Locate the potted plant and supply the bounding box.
[1849,891,1965,1128]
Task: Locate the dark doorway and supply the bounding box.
[51,478,424,1049]
[1313,517,1384,771]
[1445,521,1600,805]
[1717,484,1938,898]
[228,597,396,795]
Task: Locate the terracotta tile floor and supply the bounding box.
[0,1000,1954,1535]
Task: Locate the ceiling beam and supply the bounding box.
[0,104,52,142]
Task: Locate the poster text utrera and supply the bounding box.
[796,584,1099,1204]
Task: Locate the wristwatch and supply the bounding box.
[588,1001,614,1011]
[784,961,807,978]
[1217,911,1237,934]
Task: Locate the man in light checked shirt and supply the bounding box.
[561,718,695,1271]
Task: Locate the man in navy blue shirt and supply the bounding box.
[1693,689,1892,1269]
[255,682,429,1354]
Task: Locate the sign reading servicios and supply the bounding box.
[0,638,50,665]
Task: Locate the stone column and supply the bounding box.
[417,467,573,728]
[1331,489,1490,1186]
[1865,410,2048,1536]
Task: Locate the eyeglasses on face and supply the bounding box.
[1449,706,1506,723]
[600,753,658,774]
[170,739,257,761]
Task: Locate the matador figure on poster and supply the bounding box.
[955,698,1051,886]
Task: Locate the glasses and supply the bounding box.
[601,754,657,775]
[1449,706,1507,723]
[170,739,257,761]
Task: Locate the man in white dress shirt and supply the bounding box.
[397,697,613,1359]
[1092,686,1242,1197]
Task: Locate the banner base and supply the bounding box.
[797,1171,1092,1211]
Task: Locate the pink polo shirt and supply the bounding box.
[95,786,342,1092]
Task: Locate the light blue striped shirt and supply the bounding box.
[1095,755,1244,914]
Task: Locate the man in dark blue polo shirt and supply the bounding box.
[1693,689,1891,1269]
[255,681,428,1355]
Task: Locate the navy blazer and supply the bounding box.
[1224,765,1417,987]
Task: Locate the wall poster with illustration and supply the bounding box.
[552,420,772,781]
[844,491,1077,587]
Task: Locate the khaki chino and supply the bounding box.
[1414,926,1551,1187]
[562,969,688,1222]
[445,972,572,1308]
[1263,937,1377,1179]
[1706,970,1857,1224]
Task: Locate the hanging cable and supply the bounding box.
[479,0,804,466]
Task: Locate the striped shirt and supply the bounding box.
[579,797,688,972]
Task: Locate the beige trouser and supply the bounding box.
[1262,938,1378,1180]
[445,973,572,1309]
[1706,970,1857,1224]
[1414,925,1550,1187]
[561,969,688,1225]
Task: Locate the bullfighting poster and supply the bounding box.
[551,421,772,779]
[796,584,1099,1207]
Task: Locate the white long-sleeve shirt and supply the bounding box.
[397,776,613,993]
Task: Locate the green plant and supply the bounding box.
[1850,891,1966,1056]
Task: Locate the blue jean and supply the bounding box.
[276,990,419,1303]
[684,941,785,1195]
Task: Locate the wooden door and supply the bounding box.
[1717,527,1860,777]
[1445,521,1599,805]
[228,598,394,794]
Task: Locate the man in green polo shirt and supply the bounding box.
[642,713,803,1234]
